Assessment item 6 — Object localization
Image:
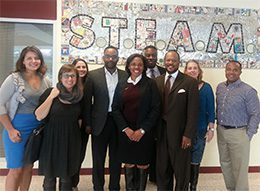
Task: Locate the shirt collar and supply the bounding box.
[147,65,159,72]
[166,70,179,79]
[127,74,142,85]
[225,79,241,87]
[104,67,118,75]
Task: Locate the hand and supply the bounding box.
[205,131,214,142]
[49,87,60,99]
[131,129,144,142]
[181,136,191,149]
[8,128,21,143]
[124,127,134,140]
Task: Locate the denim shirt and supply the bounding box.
[216,79,260,139]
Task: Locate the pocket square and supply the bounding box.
[178,89,186,93]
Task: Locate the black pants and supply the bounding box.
[91,115,121,191]
[71,128,89,187]
[156,124,191,191]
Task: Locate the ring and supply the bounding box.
[187,144,190,146]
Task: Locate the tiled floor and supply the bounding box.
[0,173,260,190]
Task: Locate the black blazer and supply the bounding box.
[112,76,161,133]
[157,65,166,76]
[84,67,127,136]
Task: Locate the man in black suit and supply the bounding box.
[143,45,166,79]
[155,50,199,190]
[84,46,127,191]
[143,45,166,184]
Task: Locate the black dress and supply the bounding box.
[38,88,81,178]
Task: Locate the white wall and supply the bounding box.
[55,0,260,167]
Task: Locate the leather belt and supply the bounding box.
[222,125,246,129]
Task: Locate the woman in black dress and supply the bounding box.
[112,54,160,190]
[71,58,89,190]
[35,64,83,191]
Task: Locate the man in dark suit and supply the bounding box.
[143,45,166,79]
[84,46,127,191]
[155,50,199,190]
[143,45,166,184]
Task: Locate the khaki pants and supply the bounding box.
[217,125,250,191]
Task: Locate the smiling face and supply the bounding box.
[23,51,41,72]
[75,60,88,78]
[225,61,242,83]
[184,61,200,80]
[164,51,180,74]
[143,47,157,68]
[128,57,144,80]
[61,71,77,92]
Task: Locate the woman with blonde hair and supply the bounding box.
[184,60,215,191]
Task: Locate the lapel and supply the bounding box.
[138,76,148,97]
[169,72,184,94]
[156,74,166,95]
[100,67,109,96]
[117,69,124,81]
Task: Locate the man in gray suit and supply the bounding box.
[84,46,127,191]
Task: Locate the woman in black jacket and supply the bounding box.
[112,54,160,191]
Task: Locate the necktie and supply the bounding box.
[150,69,155,79]
[163,75,172,114]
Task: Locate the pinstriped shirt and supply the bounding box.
[216,79,260,139]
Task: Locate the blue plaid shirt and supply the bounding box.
[216,79,260,139]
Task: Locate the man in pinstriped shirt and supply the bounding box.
[216,60,260,191]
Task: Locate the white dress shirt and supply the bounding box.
[146,65,161,78]
[104,67,118,112]
[165,70,178,89]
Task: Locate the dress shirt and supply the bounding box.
[165,70,178,89]
[146,65,161,78]
[104,67,118,112]
[216,79,260,139]
[127,74,142,85]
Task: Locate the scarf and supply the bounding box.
[56,82,83,104]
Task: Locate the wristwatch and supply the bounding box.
[208,128,215,132]
[140,128,145,134]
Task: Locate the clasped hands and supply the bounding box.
[124,127,144,142]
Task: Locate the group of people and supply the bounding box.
[0,45,259,191]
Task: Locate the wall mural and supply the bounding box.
[61,0,260,69]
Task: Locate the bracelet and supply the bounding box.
[140,128,145,134]
[208,128,215,132]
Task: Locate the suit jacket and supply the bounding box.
[157,65,166,76]
[112,76,161,133]
[155,71,199,149]
[84,67,127,136]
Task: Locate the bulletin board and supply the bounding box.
[61,0,260,69]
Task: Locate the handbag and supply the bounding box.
[23,123,44,165]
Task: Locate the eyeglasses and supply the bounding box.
[103,54,118,60]
[62,73,77,79]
